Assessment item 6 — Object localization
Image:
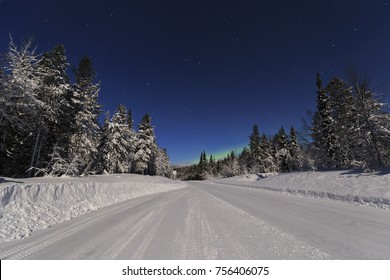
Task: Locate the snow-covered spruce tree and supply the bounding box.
[94,106,134,174]
[245,126,277,174]
[126,109,137,171]
[68,56,101,175]
[215,159,222,175]
[133,114,157,175]
[221,151,239,177]
[324,79,354,168]
[311,74,326,168]
[377,111,390,166]
[0,37,44,176]
[0,67,5,163]
[238,147,250,174]
[248,124,261,173]
[231,152,240,176]
[0,54,8,173]
[94,112,114,173]
[287,126,304,171]
[312,74,339,169]
[110,104,132,173]
[259,133,277,172]
[36,45,73,176]
[208,154,216,175]
[153,148,172,177]
[196,151,209,179]
[312,72,390,169]
[273,126,290,172]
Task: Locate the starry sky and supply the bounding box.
[1,0,389,164]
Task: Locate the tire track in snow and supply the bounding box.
[192,183,331,259]
[129,211,168,259]
[93,188,186,259]
[173,187,250,259]
[0,195,155,259]
[0,210,111,259]
[125,190,187,259]
[98,211,155,260]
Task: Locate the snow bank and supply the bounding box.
[0,174,186,243]
[212,170,390,209]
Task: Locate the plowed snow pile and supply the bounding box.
[0,174,186,243]
[213,170,390,209]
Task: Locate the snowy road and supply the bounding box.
[0,181,389,259]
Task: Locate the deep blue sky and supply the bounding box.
[1,0,389,164]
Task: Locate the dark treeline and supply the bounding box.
[182,74,390,180]
[181,125,307,180]
[1,38,389,179]
[0,38,171,178]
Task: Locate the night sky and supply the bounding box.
[1,0,389,164]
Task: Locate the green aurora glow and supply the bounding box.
[187,144,248,164]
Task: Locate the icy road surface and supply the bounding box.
[0,181,389,259]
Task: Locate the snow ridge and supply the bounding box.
[212,171,390,210]
[242,185,390,209]
[0,174,186,243]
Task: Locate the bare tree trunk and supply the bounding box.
[29,127,41,177]
[35,133,44,169]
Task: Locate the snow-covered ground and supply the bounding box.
[211,170,390,209]
[1,170,389,259]
[1,180,389,259]
[0,174,186,243]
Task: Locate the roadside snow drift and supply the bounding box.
[212,170,390,209]
[0,174,186,243]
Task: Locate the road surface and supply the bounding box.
[0,181,389,259]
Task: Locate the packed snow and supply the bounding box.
[1,180,389,259]
[0,174,186,243]
[211,170,390,209]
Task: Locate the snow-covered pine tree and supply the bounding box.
[133,114,157,175]
[68,56,101,175]
[0,37,44,176]
[348,73,389,168]
[45,146,70,176]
